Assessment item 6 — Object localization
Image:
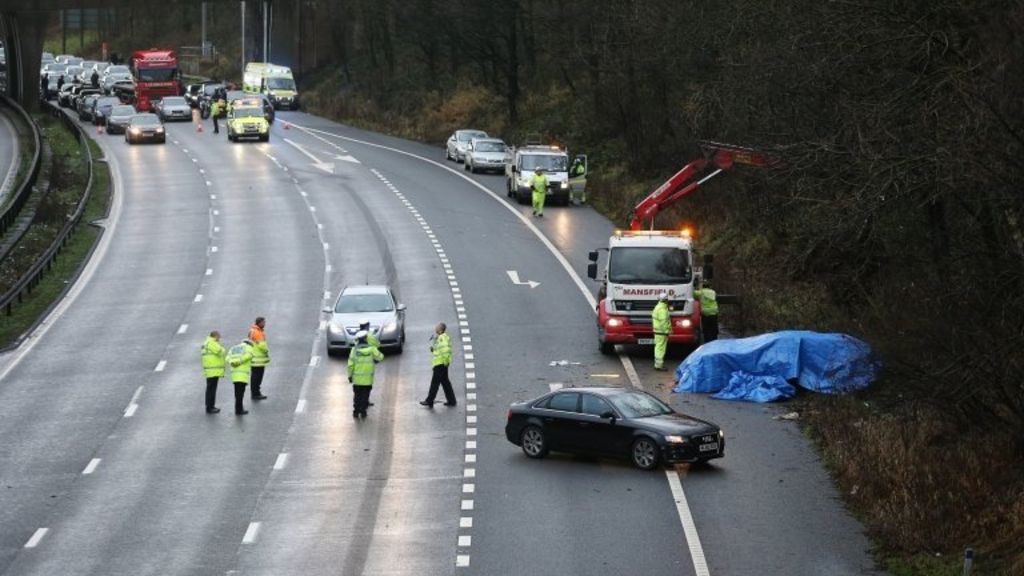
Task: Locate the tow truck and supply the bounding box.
[587,142,773,354]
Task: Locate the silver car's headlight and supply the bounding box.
[382,321,398,334]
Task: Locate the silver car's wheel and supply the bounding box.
[520,425,548,458]
[631,437,660,470]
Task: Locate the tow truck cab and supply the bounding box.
[588,230,711,354]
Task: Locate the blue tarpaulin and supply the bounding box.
[673,331,880,402]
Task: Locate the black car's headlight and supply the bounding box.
[665,435,688,444]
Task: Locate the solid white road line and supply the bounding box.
[24,528,48,548]
[242,522,261,544]
[668,470,711,576]
[292,121,712,576]
[82,458,101,475]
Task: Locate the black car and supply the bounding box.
[91,96,122,125]
[77,94,101,121]
[505,387,724,470]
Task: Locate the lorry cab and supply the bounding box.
[506,145,571,206]
[589,230,706,354]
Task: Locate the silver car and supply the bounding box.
[465,137,511,174]
[326,285,406,355]
[446,129,488,163]
[154,96,192,122]
[106,104,137,134]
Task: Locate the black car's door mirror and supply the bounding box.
[588,250,599,263]
[600,410,617,422]
[587,262,598,280]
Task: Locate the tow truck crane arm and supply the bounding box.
[630,141,775,230]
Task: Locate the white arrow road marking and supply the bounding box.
[506,270,540,289]
[335,154,361,164]
[283,138,335,174]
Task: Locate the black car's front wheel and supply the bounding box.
[631,437,661,470]
[520,425,549,459]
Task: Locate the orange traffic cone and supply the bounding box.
[96,123,104,135]
[196,122,204,133]
[282,121,290,130]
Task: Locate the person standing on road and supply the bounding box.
[348,331,384,418]
[90,69,99,88]
[201,330,226,414]
[56,74,64,94]
[211,97,223,134]
[652,292,671,371]
[40,73,48,99]
[531,167,549,218]
[693,279,719,343]
[248,317,270,401]
[227,338,255,415]
[420,322,456,408]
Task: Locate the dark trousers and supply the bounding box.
[353,385,372,414]
[702,315,719,342]
[234,382,247,414]
[426,364,456,404]
[205,377,219,410]
[251,366,265,398]
[213,115,219,133]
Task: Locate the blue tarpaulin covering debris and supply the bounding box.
[673,331,881,402]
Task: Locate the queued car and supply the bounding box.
[505,387,725,470]
[101,65,132,94]
[225,103,270,142]
[64,65,84,85]
[464,137,511,174]
[56,83,81,107]
[325,285,406,356]
[77,93,101,121]
[91,96,123,125]
[105,105,137,134]
[446,129,488,163]
[154,96,191,122]
[125,113,166,144]
[198,82,227,118]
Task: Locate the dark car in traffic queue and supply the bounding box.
[105,104,137,134]
[77,93,101,122]
[125,113,166,145]
[91,96,123,126]
[505,386,725,470]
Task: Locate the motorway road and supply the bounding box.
[0,104,20,206]
[0,104,882,576]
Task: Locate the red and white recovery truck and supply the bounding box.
[587,142,773,354]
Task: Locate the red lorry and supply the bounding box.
[129,49,181,112]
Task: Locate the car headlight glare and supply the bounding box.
[156,127,164,133]
[129,127,141,134]
[560,181,569,189]
[665,435,687,444]
[677,318,692,328]
[606,318,624,328]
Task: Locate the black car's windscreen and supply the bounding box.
[608,391,673,418]
[335,294,394,313]
[608,247,692,284]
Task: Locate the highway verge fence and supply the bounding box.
[0,100,94,317]
[0,95,41,239]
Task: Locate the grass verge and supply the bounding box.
[0,118,110,349]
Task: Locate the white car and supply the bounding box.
[465,137,511,174]
[446,129,488,163]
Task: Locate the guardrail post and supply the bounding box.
[962,548,974,576]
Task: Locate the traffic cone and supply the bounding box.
[196,122,204,133]
[96,123,104,135]
[282,121,290,130]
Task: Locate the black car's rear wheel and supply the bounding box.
[520,425,548,459]
[631,437,660,470]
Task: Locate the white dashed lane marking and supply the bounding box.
[24,528,48,548]
[82,458,101,475]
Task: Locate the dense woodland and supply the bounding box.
[64,1,1024,572]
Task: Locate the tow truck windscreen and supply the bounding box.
[521,155,568,172]
[608,248,691,284]
[137,68,177,82]
[335,294,394,313]
[267,77,296,90]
